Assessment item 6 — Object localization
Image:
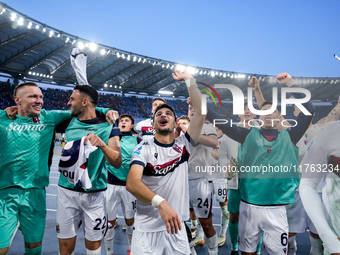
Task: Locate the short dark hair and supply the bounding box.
[261,101,280,113]
[74,85,99,106]
[13,82,39,97]
[153,103,177,121]
[119,114,134,124]
[178,115,190,122]
[153,97,166,104]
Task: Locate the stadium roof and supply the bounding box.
[0,2,339,102]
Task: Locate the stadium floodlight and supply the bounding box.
[42,27,46,33]
[104,84,108,87]
[211,71,215,77]
[119,86,122,89]
[57,33,60,38]
[110,85,112,87]
[77,41,85,50]
[133,56,137,62]
[115,85,117,88]
[72,39,76,45]
[159,90,173,95]
[127,54,131,61]
[35,24,39,29]
[100,49,106,55]
[121,53,126,59]
[116,52,121,58]
[65,37,70,43]
[223,73,226,78]
[89,42,97,51]
[142,58,147,63]
[49,31,54,37]
[175,64,185,72]
[17,17,24,26]
[10,12,16,21]
[186,66,197,75]
[0,8,6,15]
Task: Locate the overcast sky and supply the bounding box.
[3,0,340,77]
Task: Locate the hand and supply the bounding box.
[84,133,106,147]
[172,69,192,82]
[106,110,119,125]
[248,77,260,91]
[276,72,294,87]
[186,97,191,105]
[176,121,188,134]
[225,163,235,180]
[158,200,182,234]
[5,106,18,119]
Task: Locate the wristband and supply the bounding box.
[151,194,165,208]
[185,78,196,88]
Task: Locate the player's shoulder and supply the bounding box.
[136,118,152,126]
[320,121,340,133]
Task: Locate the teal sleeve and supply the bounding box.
[47,110,72,125]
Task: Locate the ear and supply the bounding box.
[82,97,88,106]
[14,96,20,105]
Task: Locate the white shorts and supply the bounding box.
[212,179,228,203]
[56,186,107,241]
[106,184,136,220]
[239,201,288,255]
[131,223,190,255]
[286,191,318,234]
[189,178,213,218]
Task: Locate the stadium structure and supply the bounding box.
[0,1,339,103]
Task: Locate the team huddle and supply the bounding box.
[0,70,340,255]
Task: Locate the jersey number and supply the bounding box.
[94,216,107,234]
[217,188,227,196]
[197,198,209,208]
[281,233,288,246]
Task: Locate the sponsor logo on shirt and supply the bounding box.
[85,128,98,132]
[133,146,143,155]
[6,123,46,133]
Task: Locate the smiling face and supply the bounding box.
[259,103,281,129]
[67,90,85,117]
[119,116,134,132]
[15,85,44,117]
[153,107,176,136]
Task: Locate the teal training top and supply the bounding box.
[58,118,112,191]
[107,134,139,182]
[0,109,71,189]
[238,128,299,205]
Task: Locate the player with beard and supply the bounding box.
[206,73,314,255]
[56,85,122,255]
[126,70,205,254]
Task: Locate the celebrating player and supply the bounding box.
[126,70,205,254]
[56,85,122,255]
[207,72,315,255]
[105,114,141,255]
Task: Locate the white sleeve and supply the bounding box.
[219,140,231,167]
[130,142,148,168]
[300,124,340,254]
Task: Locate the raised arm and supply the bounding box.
[316,95,340,128]
[249,76,265,108]
[172,70,205,143]
[277,72,315,144]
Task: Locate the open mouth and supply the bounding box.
[122,125,126,129]
[33,105,42,111]
[159,119,168,126]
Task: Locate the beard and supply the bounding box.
[157,127,172,136]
